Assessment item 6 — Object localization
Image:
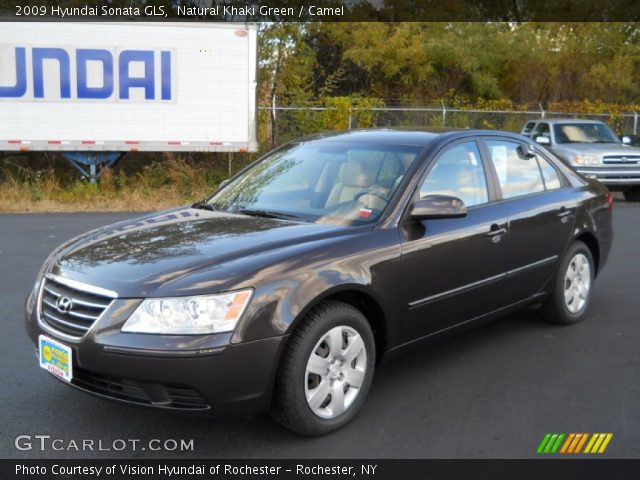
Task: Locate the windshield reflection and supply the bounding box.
[554,123,619,144]
[207,141,422,226]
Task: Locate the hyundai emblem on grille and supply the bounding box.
[55,296,73,314]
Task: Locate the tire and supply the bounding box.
[623,187,640,202]
[541,241,595,325]
[271,301,376,436]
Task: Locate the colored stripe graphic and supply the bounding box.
[567,433,588,453]
[560,433,575,453]
[574,433,589,453]
[567,433,582,453]
[537,433,565,453]
[536,434,552,453]
[584,433,613,454]
[544,434,558,453]
[598,434,613,453]
[539,433,613,454]
[584,434,598,453]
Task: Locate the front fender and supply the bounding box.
[230,228,402,345]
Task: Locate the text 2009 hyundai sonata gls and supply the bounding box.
[26,130,613,435]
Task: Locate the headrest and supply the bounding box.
[339,160,374,187]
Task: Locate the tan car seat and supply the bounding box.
[325,159,389,211]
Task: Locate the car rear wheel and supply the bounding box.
[541,241,594,325]
[623,187,640,202]
[272,301,375,436]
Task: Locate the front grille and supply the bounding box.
[72,367,210,410]
[40,276,114,337]
[603,155,640,164]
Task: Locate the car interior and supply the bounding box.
[323,154,408,211]
[214,145,421,223]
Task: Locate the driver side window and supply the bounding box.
[419,141,489,207]
[533,123,551,140]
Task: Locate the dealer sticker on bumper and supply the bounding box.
[38,335,73,382]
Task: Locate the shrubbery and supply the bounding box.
[0,154,229,213]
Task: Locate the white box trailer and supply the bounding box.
[0,22,257,153]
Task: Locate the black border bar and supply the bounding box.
[4,459,640,480]
[2,0,640,22]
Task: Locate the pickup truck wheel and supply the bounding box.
[272,301,375,436]
[623,187,640,202]
[540,241,594,325]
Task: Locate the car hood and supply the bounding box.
[51,207,352,297]
[554,143,640,157]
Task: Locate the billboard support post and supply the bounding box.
[62,152,123,184]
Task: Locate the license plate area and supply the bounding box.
[38,335,73,382]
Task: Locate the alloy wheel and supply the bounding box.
[304,325,367,419]
[564,253,591,314]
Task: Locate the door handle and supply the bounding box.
[486,224,507,237]
[557,207,573,223]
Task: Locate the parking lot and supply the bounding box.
[1,201,639,459]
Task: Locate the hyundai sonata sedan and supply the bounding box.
[25,129,613,435]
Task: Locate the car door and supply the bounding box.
[481,138,576,305]
[397,139,509,342]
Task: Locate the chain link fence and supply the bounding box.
[259,105,640,150]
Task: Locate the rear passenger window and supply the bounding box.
[486,140,544,199]
[537,154,562,190]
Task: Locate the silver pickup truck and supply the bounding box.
[521,118,640,201]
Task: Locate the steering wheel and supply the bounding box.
[354,189,389,205]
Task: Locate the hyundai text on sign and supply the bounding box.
[0,22,257,152]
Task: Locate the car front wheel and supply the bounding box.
[541,241,594,325]
[272,301,375,435]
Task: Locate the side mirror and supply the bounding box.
[411,195,467,221]
[535,136,551,146]
[622,136,631,145]
[518,144,536,159]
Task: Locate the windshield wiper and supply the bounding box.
[235,209,301,220]
[191,201,216,211]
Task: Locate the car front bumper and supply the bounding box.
[25,292,286,415]
[576,166,640,186]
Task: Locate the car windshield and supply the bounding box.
[553,123,620,144]
[206,141,422,225]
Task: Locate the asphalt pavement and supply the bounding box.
[1,203,639,459]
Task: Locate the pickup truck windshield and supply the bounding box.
[206,142,422,225]
[553,123,620,144]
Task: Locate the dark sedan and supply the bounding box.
[25,130,613,435]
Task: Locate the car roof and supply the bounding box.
[293,128,526,147]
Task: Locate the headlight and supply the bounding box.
[574,154,599,166]
[122,290,253,335]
